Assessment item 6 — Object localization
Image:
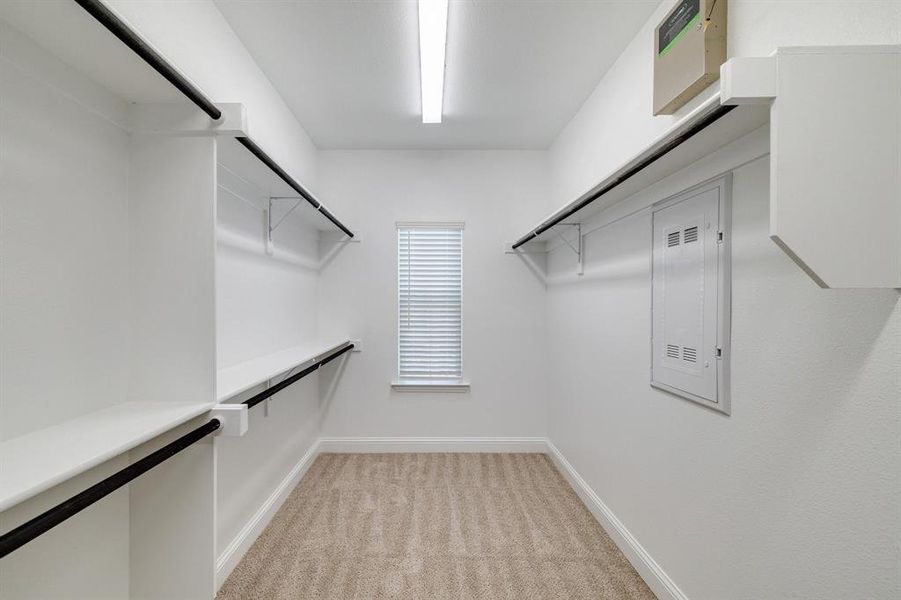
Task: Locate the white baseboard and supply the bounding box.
[545,440,687,600]
[215,439,321,588]
[317,436,548,453]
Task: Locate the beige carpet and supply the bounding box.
[217,453,656,600]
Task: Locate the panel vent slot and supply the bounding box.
[666,344,680,359]
[667,231,680,247]
[682,347,697,362]
[683,226,699,243]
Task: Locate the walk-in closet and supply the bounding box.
[1,1,899,599]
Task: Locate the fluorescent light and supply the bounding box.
[418,0,448,124]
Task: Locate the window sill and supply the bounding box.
[391,380,470,393]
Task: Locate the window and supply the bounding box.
[396,223,465,389]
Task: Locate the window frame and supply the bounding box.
[393,221,469,392]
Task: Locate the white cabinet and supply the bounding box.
[651,176,731,413]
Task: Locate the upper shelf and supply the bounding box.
[513,46,900,289]
[2,0,356,240]
[0,401,215,512]
[512,95,769,250]
[217,136,354,239]
[217,339,354,403]
[0,0,216,118]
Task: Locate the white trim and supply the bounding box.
[215,439,321,589]
[545,440,688,600]
[317,436,547,454]
[395,221,465,229]
[391,380,470,392]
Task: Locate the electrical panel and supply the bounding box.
[651,176,731,413]
[653,0,727,115]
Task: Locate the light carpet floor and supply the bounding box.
[217,453,656,600]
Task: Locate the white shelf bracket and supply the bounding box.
[127,102,247,136]
[210,404,248,437]
[263,375,274,416]
[262,364,300,415]
[267,196,304,255]
[556,223,584,276]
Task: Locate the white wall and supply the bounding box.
[0,23,132,596]
[548,0,901,209]
[547,148,900,599]
[0,22,130,440]
[544,2,901,598]
[317,151,549,439]
[213,167,324,567]
[215,177,320,370]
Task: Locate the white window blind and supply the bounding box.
[397,225,463,382]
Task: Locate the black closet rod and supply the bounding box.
[73,0,353,238]
[235,137,356,239]
[511,103,738,250]
[74,0,222,121]
[0,419,221,559]
[244,343,354,409]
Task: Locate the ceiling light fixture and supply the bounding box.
[418,0,448,124]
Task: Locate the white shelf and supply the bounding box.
[0,401,215,512]
[515,94,770,249]
[216,339,353,402]
[0,1,185,107]
[516,46,900,288]
[728,46,901,288]
[217,136,352,236]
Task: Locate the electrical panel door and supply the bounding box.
[651,176,730,413]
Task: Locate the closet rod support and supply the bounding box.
[266,197,304,254]
[555,223,584,275]
[209,405,248,437]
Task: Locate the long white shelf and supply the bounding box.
[512,94,769,250]
[514,46,901,288]
[216,339,353,403]
[0,401,215,512]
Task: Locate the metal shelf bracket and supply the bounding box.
[556,223,584,276]
[266,196,304,254]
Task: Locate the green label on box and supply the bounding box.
[658,0,700,57]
